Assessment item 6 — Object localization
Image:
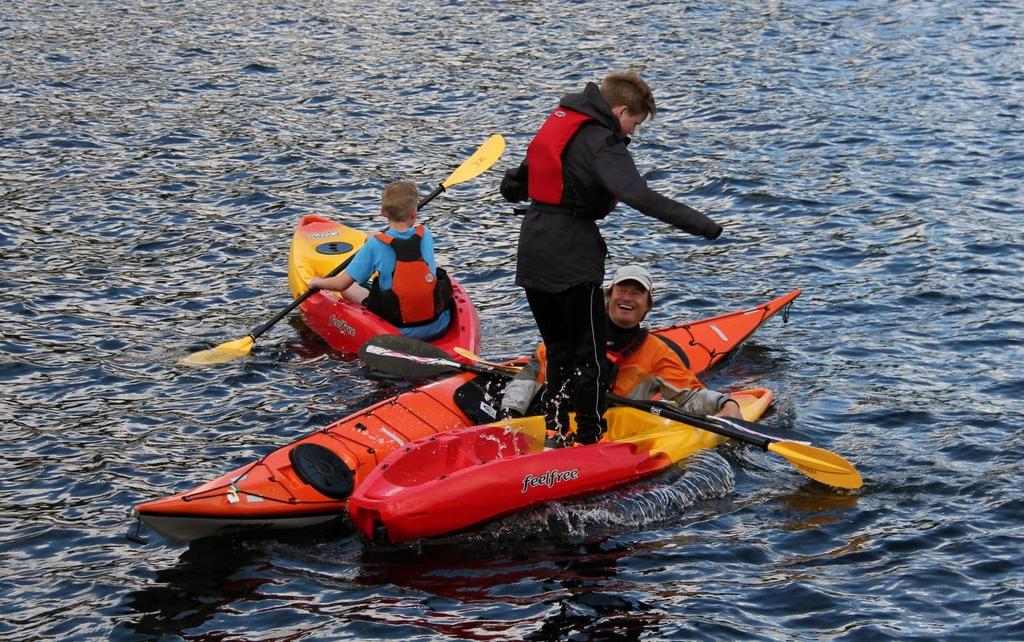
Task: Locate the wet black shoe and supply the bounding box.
[544,430,575,449]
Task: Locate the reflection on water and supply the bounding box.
[122,538,262,638]
[119,456,732,640]
[776,483,861,523]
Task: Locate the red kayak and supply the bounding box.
[133,290,799,541]
[348,389,774,543]
[287,213,481,359]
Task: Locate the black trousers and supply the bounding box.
[524,284,608,443]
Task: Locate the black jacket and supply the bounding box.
[508,82,723,293]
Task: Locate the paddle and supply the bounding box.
[359,334,498,379]
[605,395,862,490]
[179,134,507,366]
[360,335,863,490]
[455,344,800,440]
[453,346,521,373]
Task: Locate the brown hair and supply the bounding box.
[600,71,657,118]
[381,181,419,222]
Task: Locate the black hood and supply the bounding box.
[606,317,646,353]
[559,82,622,136]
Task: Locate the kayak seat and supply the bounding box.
[453,374,513,425]
[378,435,483,487]
[471,425,533,461]
[288,443,354,500]
[451,369,544,425]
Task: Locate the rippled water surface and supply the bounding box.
[2,1,1022,640]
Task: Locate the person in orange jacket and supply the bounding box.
[500,264,742,447]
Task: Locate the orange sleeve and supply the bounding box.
[611,336,704,396]
[649,344,704,390]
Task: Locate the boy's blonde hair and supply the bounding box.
[381,181,419,222]
[601,71,657,118]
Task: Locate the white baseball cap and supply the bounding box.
[610,265,653,292]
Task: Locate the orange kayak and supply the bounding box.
[133,289,799,541]
[288,213,481,359]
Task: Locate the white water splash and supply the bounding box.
[474,449,735,542]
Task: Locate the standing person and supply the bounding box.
[310,180,453,341]
[500,71,726,446]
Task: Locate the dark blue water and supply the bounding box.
[2,1,1022,640]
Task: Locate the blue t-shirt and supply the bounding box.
[348,226,451,339]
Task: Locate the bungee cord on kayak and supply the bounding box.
[134,290,808,542]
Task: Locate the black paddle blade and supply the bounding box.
[609,394,777,448]
[358,335,462,379]
[636,397,813,445]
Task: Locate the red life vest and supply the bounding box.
[526,106,592,205]
[364,225,453,327]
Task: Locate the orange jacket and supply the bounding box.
[608,334,704,398]
[525,333,704,397]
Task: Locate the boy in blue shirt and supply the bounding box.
[310,181,453,340]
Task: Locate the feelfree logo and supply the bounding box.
[521,468,580,494]
[328,315,357,337]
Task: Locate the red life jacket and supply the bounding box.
[526,106,592,205]
[364,225,453,327]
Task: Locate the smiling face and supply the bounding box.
[607,280,652,329]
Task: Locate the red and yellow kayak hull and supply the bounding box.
[134,291,799,541]
[348,389,774,543]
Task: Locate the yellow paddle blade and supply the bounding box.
[442,134,505,189]
[453,347,521,373]
[178,336,255,366]
[768,441,863,490]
